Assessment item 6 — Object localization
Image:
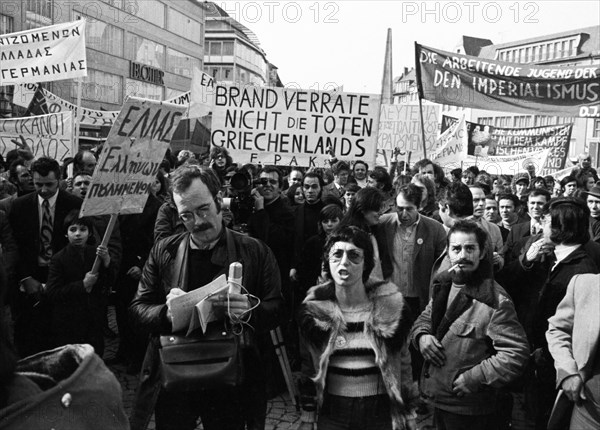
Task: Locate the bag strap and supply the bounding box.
[174,235,190,292]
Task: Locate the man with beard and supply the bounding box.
[129,165,283,430]
[410,220,528,429]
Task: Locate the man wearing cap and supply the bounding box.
[584,184,600,243]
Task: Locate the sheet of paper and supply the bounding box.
[169,274,227,333]
[187,282,229,335]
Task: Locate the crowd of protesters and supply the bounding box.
[0,142,599,430]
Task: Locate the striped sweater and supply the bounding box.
[326,309,385,397]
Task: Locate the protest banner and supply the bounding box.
[36,87,120,126]
[416,43,600,118]
[0,112,74,162]
[376,102,440,167]
[433,115,552,175]
[440,115,572,175]
[0,20,87,85]
[80,97,186,217]
[188,67,215,118]
[430,115,467,167]
[12,83,38,108]
[211,84,381,167]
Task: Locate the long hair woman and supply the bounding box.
[298,226,418,430]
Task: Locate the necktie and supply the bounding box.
[40,199,53,260]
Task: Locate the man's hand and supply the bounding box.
[211,293,250,320]
[562,374,587,405]
[525,238,555,263]
[251,187,264,211]
[126,266,142,280]
[452,374,473,397]
[10,135,32,152]
[289,268,298,282]
[166,288,186,322]
[418,334,446,367]
[492,252,503,267]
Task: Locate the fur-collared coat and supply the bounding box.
[299,281,419,430]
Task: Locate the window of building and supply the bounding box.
[211,67,220,80]
[166,48,201,78]
[84,17,123,57]
[477,117,494,125]
[223,41,234,56]
[210,42,221,56]
[534,115,557,127]
[593,119,600,138]
[135,0,165,28]
[0,14,14,34]
[168,8,201,43]
[494,117,512,127]
[223,67,233,80]
[125,78,163,101]
[513,116,532,128]
[25,0,53,28]
[80,69,123,105]
[128,34,165,68]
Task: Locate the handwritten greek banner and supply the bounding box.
[211,84,381,167]
[416,43,600,118]
[80,97,186,217]
[0,20,87,85]
[0,112,74,162]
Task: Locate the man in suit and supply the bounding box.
[321,160,349,199]
[377,183,447,314]
[546,273,600,428]
[9,157,82,356]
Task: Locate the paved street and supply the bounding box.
[104,305,532,430]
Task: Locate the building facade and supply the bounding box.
[0,0,206,145]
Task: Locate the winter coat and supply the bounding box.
[409,261,529,415]
[0,344,129,429]
[299,281,419,430]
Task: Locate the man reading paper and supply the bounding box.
[129,165,283,430]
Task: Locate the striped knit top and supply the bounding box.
[326,307,386,397]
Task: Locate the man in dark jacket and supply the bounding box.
[129,165,283,430]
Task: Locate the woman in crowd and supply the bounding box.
[150,170,169,205]
[298,226,418,430]
[339,187,385,281]
[286,183,306,207]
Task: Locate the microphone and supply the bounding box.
[228,262,242,294]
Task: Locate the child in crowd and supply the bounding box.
[45,210,113,357]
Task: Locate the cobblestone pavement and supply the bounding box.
[104,305,532,430]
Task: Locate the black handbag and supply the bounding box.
[158,235,244,392]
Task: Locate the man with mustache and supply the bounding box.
[129,165,283,430]
[410,220,528,430]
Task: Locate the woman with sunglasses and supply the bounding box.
[298,226,418,430]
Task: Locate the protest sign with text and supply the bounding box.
[39,87,119,126]
[188,67,216,118]
[0,21,87,85]
[377,103,440,167]
[80,97,186,217]
[416,43,600,118]
[0,112,74,162]
[211,84,381,167]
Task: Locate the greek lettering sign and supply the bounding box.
[0,20,87,85]
[41,87,119,126]
[0,112,74,162]
[416,43,600,118]
[211,84,380,167]
[189,67,215,118]
[376,103,440,167]
[80,97,186,217]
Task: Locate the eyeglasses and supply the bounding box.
[328,248,364,264]
[179,200,214,222]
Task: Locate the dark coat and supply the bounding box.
[0,345,129,429]
[292,200,324,269]
[153,198,186,243]
[9,190,82,281]
[128,229,283,430]
[45,244,113,355]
